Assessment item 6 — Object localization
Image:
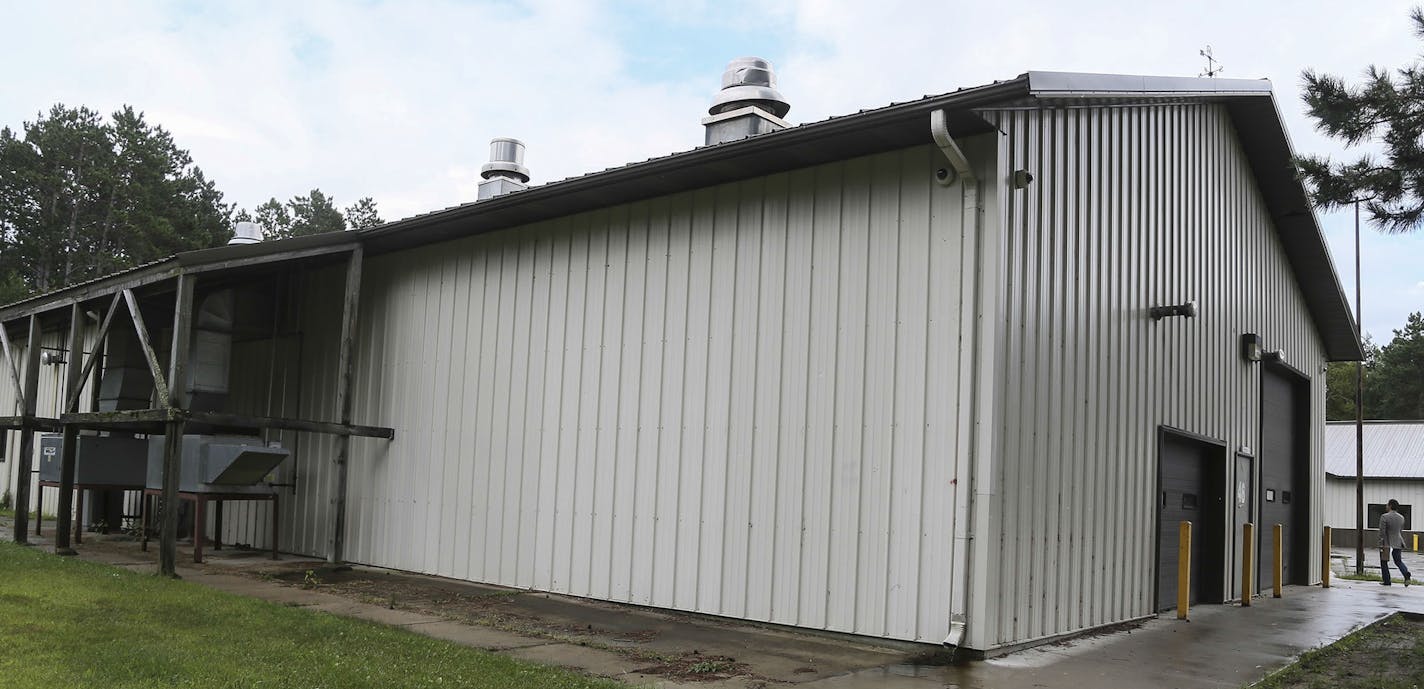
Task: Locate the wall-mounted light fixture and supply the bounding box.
[40,350,66,366]
[1012,169,1034,189]
[1240,333,1262,362]
[1149,300,1197,321]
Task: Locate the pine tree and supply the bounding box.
[1299,8,1424,232]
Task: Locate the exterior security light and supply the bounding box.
[1241,333,1262,362]
[1150,301,1197,321]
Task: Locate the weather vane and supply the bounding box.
[1200,45,1224,78]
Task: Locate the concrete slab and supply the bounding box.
[506,643,647,679]
[402,620,549,650]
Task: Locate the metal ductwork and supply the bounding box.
[477,137,531,200]
[186,290,235,413]
[703,57,791,146]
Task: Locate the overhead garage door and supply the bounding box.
[1259,365,1310,589]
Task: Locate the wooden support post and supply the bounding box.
[122,289,170,408]
[55,304,85,555]
[192,495,205,564]
[157,274,195,578]
[1322,526,1332,588]
[157,421,185,575]
[329,245,363,564]
[12,316,41,543]
[1178,521,1191,620]
[1242,523,1254,607]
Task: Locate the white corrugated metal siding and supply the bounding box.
[974,103,1328,649]
[1,325,102,517]
[1324,478,1424,529]
[263,141,994,644]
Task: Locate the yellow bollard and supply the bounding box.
[1281,526,1292,597]
[1178,521,1191,620]
[1415,533,1418,552]
[1322,526,1332,588]
[1242,523,1254,607]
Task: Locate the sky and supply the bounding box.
[1,0,1421,343]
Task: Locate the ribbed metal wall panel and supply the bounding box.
[1,325,102,517]
[1323,479,1424,529]
[979,104,1328,648]
[269,142,992,644]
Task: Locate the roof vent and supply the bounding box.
[229,221,263,245]
[478,137,530,201]
[703,57,791,146]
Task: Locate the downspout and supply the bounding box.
[931,109,980,648]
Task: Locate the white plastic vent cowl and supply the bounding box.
[478,137,531,201]
[229,221,263,245]
[703,57,791,146]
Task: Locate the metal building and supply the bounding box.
[1324,421,1424,533]
[0,68,1360,654]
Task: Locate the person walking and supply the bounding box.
[1380,499,1412,587]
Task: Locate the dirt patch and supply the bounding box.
[630,652,752,683]
[1257,613,1424,689]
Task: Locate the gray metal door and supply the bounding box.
[1234,453,1254,597]
[1259,366,1309,588]
[1157,431,1226,611]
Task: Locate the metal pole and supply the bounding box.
[1354,200,1364,575]
[1177,521,1192,620]
[1242,523,1255,607]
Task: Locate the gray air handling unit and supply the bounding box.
[38,434,148,486]
[145,435,289,495]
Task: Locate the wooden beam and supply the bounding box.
[183,242,360,275]
[158,274,195,578]
[59,408,176,426]
[0,264,181,324]
[122,289,170,409]
[0,416,61,432]
[187,411,393,439]
[11,316,41,543]
[0,322,24,412]
[54,305,86,555]
[329,245,364,563]
[167,275,195,409]
[66,293,122,413]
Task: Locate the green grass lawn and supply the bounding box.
[0,541,621,689]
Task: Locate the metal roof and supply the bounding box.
[0,71,1362,360]
[1325,421,1424,479]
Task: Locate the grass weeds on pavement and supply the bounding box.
[0,541,620,689]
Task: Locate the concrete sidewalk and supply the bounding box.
[7,524,1420,688]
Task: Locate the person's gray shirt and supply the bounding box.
[1380,510,1407,549]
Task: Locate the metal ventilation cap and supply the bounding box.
[229,221,263,245]
[480,137,530,183]
[709,57,790,118]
